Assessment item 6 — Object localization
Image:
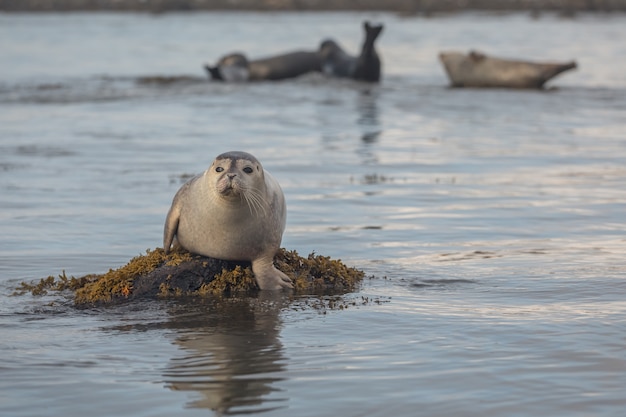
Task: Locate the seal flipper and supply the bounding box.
[251,256,294,290]
[164,174,202,253]
[163,178,196,253]
[353,21,383,82]
[538,61,577,86]
[163,204,180,255]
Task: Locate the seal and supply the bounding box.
[163,151,293,290]
[320,21,383,82]
[438,50,577,88]
[205,50,321,82]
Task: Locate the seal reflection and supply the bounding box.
[163,293,289,415]
[357,88,382,144]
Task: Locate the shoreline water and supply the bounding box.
[2,0,626,13]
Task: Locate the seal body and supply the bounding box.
[320,21,383,82]
[439,50,577,89]
[205,51,321,82]
[163,151,293,290]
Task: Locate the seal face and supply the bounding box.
[163,151,293,290]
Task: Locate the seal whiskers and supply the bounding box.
[240,185,268,218]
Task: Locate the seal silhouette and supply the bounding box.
[163,151,293,290]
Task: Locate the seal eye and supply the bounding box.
[216,167,224,173]
[243,167,253,174]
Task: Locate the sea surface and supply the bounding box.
[1,11,625,417]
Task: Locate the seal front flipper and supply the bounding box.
[164,175,202,254]
[163,178,195,254]
[163,203,180,255]
[251,257,294,290]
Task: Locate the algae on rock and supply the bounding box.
[16,248,364,305]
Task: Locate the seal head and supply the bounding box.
[205,53,251,82]
[163,151,293,290]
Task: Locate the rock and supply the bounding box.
[15,247,365,305]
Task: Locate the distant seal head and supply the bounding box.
[319,39,357,78]
[205,53,250,82]
[439,50,577,89]
[205,50,321,82]
[320,21,383,82]
[163,151,293,290]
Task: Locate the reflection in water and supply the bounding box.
[163,293,289,415]
[356,87,382,166]
[317,83,382,166]
[356,88,382,144]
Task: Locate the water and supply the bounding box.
[1,11,626,417]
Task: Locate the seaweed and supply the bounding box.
[13,271,96,296]
[15,247,364,306]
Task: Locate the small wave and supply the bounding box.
[411,278,477,288]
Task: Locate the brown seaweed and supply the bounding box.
[15,248,365,306]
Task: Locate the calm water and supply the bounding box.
[1,11,626,417]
